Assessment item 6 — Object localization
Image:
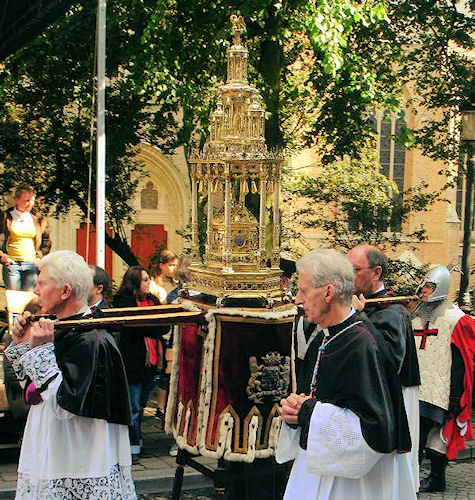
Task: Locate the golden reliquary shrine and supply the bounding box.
[186,14,284,305]
[164,15,297,472]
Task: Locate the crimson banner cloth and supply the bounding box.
[167,306,296,461]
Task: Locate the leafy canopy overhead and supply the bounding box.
[0,0,472,264]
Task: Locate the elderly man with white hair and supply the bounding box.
[5,250,135,499]
[276,249,416,500]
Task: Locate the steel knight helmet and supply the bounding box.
[417,265,451,302]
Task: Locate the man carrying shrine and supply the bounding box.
[347,244,420,489]
[5,250,135,499]
[276,249,416,500]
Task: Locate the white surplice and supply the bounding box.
[5,341,136,500]
[402,385,420,491]
[276,402,416,500]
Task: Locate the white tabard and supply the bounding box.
[276,402,416,500]
[5,341,136,500]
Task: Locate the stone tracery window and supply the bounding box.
[374,109,406,232]
[347,110,407,233]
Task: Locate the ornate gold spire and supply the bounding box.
[206,14,269,158]
[187,15,284,305]
[230,14,246,45]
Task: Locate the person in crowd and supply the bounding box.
[411,266,474,493]
[276,249,416,500]
[113,265,168,464]
[0,185,51,290]
[31,208,52,257]
[166,255,192,304]
[293,315,318,377]
[149,250,178,304]
[149,250,178,441]
[88,264,110,311]
[279,257,296,293]
[347,244,421,489]
[155,254,192,456]
[280,256,319,377]
[5,250,135,499]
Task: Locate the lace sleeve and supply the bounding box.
[4,341,30,383]
[20,343,59,392]
[275,422,301,464]
[306,402,382,479]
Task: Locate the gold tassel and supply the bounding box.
[251,179,258,194]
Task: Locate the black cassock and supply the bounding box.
[363,289,420,388]
[297,311,411,454]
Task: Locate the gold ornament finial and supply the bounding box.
[230,14,246,45]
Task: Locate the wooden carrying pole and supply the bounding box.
[55,310,206,330]
[27,305,206,331]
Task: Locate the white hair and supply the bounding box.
[296,249,354,305]
[39,250,93,303]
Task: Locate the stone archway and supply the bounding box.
[112,143,191,278]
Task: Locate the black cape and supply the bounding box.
[54,315,132,426]
[364,289,420,388]
[298,312,412,454]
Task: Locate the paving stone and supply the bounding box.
[0,410,472,499]
[0,473,16,482]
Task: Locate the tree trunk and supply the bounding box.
[256,12,284,149]
[104,231,139,266]
[457,143,473,309]
[60,184,139,267]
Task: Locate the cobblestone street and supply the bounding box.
[138,461,475,500]
[0,411,472,499]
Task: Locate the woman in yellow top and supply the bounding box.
[0,185,50,290]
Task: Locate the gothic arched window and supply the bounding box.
[374,109,406,232]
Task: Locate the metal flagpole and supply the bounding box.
[96,0,106,268]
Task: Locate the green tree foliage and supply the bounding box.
[285,145,435,293]
[0,0,174,264]
[0,0,472,265]
[288,146,434,249]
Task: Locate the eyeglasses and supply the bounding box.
[353,266,374,272]
[141,276,150,282]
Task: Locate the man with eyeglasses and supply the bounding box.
[276,249,416,500]
[347,244,421,490]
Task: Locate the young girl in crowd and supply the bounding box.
[149,250,178,304]
[149,250,180,455]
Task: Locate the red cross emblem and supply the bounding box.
[414,322,438,349]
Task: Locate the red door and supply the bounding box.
[76,223,113,278]
[131,224,167,268]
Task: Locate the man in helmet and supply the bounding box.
[412,266,475,493]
